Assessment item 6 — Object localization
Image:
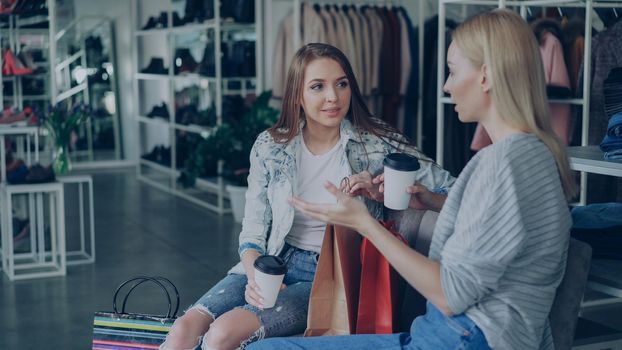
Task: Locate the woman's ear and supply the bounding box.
[480,64,492,93]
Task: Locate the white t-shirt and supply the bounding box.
[285,134,351,253]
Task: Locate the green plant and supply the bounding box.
[42,103,89,174]
[179,91,279,187]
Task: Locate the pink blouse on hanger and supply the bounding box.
[470,31,572,150]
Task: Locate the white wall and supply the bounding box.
[73,0,136,161]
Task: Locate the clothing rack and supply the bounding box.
[266,0,426,149]
[436,0,622,205]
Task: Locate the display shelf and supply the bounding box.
[136,73,170,80]
[172,122,212,134]
[140,158,174,174]
[568,146,622,178]
[138,115,170,127]
[132,0,262,215]
[134,21,255,36]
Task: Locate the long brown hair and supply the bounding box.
[452,9,576,199]
[268,43,408,148]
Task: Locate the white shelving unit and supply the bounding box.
[131,0,263,214]
[436,0,622,205]
[0,14,52,112]
[46,3,126,167]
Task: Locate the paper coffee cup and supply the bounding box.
[383,153,420,210]
[253,255,287,308]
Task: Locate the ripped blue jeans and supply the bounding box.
[189,243,318,348]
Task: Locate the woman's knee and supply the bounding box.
[164,311,212,348]
[202,310,261,350]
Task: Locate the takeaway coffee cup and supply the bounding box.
[253,255,287,308]
[383,153,421,210]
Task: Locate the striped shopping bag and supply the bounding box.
[93,276,179,350]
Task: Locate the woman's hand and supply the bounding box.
[343,170,384,202]
[244,278,264,308]
[290,181,375,233]
[244,279,287,309]
[374,174,446,212]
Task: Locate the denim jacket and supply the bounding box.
[228,119,455,274]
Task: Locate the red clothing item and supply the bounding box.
[470,32,571,150]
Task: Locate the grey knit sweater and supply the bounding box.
[429,133,571,350]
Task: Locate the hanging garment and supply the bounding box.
[272,13,295,99]
[336,8,358,76]
[378,7,401,127]
[319,6,338,48]
[302,3,326,46]
[471,31,572,150]
[364,7,383,96]
[395,8,413,133]
[399,7,420,141]
[349,7,366,93]
[359,7,374,96]
[563,15,586,92]
[326,7,346,58]
[541,31,572,145]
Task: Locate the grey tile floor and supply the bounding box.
[0,169,241,349]
[0,169,621,349]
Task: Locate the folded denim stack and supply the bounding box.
[571,203,622,260]
[604,67,622,119]
[599,112,622,160]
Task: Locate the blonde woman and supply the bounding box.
[249,9,576,350]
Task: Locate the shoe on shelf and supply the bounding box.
[0,108,28,125]
[141,16,157,30]
[183,0,214,24]
[7,160,28,184]
[22,77,45,95]
[141,57,167,75]
[174,48,198,75]
[173,11,185,27]
[197,42,216,76]
[0,0,17,14]
[2,48,34,76]
[17,50,44,73]
[12,0,47,16]
[175,104,199,125]
[87,68,110,85]
[85,36,103,52]
[24,164,55,184]
[142,11,168,30]
[142,145,171,166]
[146,102,170,120]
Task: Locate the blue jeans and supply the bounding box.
[247,302,491,350]
[188,243,318,346]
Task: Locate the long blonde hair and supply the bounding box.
[452,9,577,199]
